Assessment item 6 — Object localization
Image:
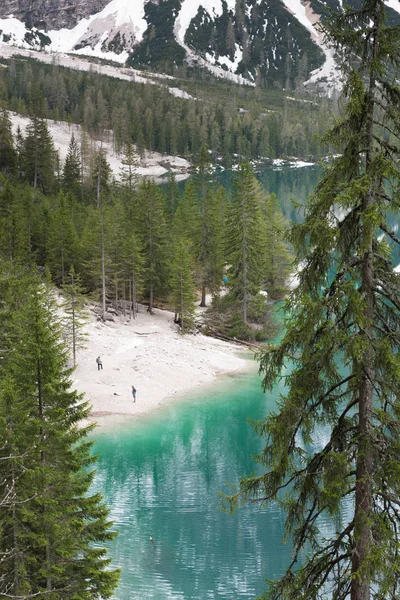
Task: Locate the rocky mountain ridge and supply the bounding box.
[0,0,110,30]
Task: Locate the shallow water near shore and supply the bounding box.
[91,367,296,600]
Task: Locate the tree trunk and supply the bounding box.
[132,273,137,319]
[351,12,380,593]
[200,285,206,307]
[148,282,154,315]
[101,210,106,321]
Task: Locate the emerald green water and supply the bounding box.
[91,166,324,598]
[92,368,295,599]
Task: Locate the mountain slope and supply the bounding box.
[0,0,398,89]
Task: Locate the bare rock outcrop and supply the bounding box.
[0,0,111,30]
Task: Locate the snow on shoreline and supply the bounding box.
[72,305,253,427]
[9,112,191,181]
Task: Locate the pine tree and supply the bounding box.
[119,218,144,320]
[91,148,111,207]
[191,146,224,307]
[262,192,293,298]
[175,178,200,242]
[0,178,30,263]
[165,171,180,219]
[46,191,80,284]
[225,162,267,325]
[137,180,170,314]
[0,109,17,177]
[80,202,113,319]
[23,116,56,194]
[15,125,24,180]
[0,275,120,598]
[227,2,400,599]
[62,266,88,366]
[62,133,81,197]
[120,140,138,193]
[170,238,197,333]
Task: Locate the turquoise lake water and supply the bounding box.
[90,165,344,599]
[92,367,295,599]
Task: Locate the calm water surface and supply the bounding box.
[92,369,295,599]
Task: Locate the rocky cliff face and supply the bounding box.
[0,0,110,30]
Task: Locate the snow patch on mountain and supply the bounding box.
[174,0,254,86]
[48,0,147,63]
[385,0,400,15]
[176,0,235,37]
[0,0,148,64]
[0,16,45,49]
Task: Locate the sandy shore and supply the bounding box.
[72,304,253,425]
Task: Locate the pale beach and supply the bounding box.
[72,304,253,425]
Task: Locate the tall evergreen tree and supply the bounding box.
[120,140,138,193]
[170,238,197,332]
[225,163,267,325]
[15,125,24,180]
[62,133,81,197]
[137,180,170,314]
[227,2,400,599]
[0,109,17,177]
[23,116,56,194]
[0,275,120,598]
[192,146,215,307]
[262,192,293,298]
[165,171,180,219]
[0,178,30,263]
[62,266,88,366]
[46,191,80,284]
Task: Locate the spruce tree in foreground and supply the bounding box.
[0,276,120,598]
[227,2,400,599]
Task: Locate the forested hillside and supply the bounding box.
[0,56,333,163]
[0,44,297,592]
[0,86,292,339]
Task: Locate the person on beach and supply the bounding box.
[131,385,137,402]
[96,356,103,370]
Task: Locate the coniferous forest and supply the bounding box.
[0,56,292,596]
[0,56,334,163]
[1,0,400,596]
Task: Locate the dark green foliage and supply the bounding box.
[227,1,400,598]
[170,238,197,332]
[137,180,170,313]
[191,147,226,306]
[46,191,80,284]
[91,149,112,205]
[0,108,17,177]
[184,0,324,88]
[0,176,30,262]
[62,266,88,365]
[225,163,268,324]
[0,57,332,163]
[128,0,185,71]
[120,141,138,193]
[262,192,293,298]
[23,115,56,193]
[62,133,81,196]
[0,273,120,598]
